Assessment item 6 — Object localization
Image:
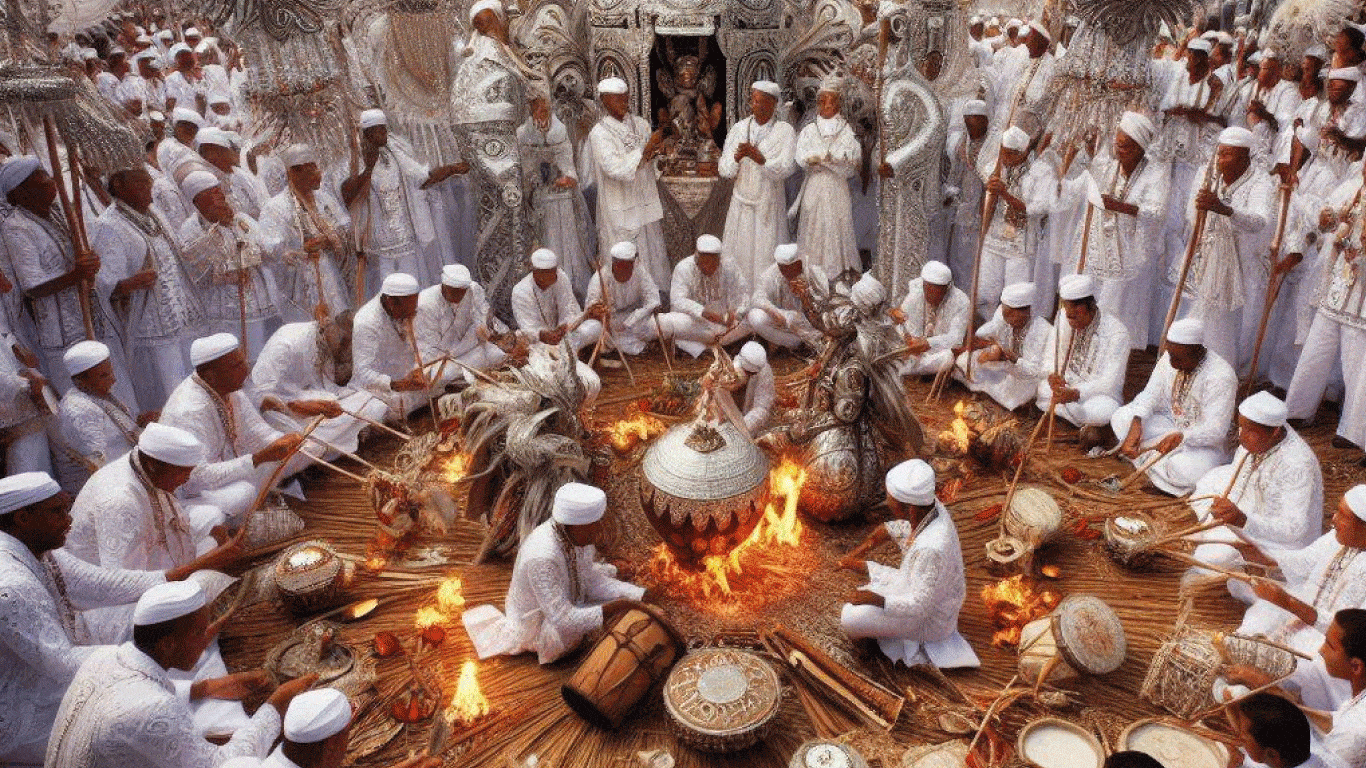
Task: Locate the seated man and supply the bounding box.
[44,580,315,768]
[1035,274,1130,440]
[838,459,979,669]
[56,340,150,490]
[462,483,645,664]
[1186,392,1324,600]
[895,260,970,377]
[0,472,194,765]
[1230,693,1331,768]
[511,248,603,359]
[1109,318,1236,495]
[1321,608,1366,767]
[161,333,306,528]
[705,341,775,435]
[955,281,1050,411]
[251,308,385,458]
[415,264,508,388]
[351,273,443,420]
[748,243,827,352]
[582,241,660,356]
[261,687,352,768]
[657,234,753,358]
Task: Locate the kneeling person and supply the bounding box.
[955,282,1050,410]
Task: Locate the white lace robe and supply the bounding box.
[957,312,1051,410]
[1190,428,1323,556]
[352,141,436,269]
[57,387,138,484]
[582,264,661,355]
[91,202,202,347]
[177,214,280,337]
[256,189,352,322]
[44,642,280,768]
[0,531,163,762]
[1034,312,1131,425]
[748,262,827,350]
[160,375,285,501]
[793,116,861,275]
[718,116,797,288]
[1176,167,1273,312]
[585,114,669,291]
[518,117,594,297]
[462,518,644,664]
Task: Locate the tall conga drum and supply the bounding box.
[562,601,686,729]
[1018,595,1126,686]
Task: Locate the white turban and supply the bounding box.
[280,143,318,168]
[171,107,204,127]
[148,110,165,122]
[751,80,780,98]
[134,48,157,61]
[206,91,230,107]
[1059,274,1096,300]
[167,42,191,58]
[970,15,982,24]
[190,332,239,366]
[381,272,419,296]
[1218,126,1255,149]
[1118,111,1157,150]
[284,688,353,743]
[1346,485,1366,522]
[552,483,606,526]
[1305,44,1328,62]
[0,472,61,515]
[138,422,202,467]
[469,0,504,22]
[194,127,232,150]
[530,248,558,269]
[1006,18,1021,29]
[1186,38,1213,54]
[441,264,471,289]
[133,580,205,626]
[1166,317,1204,346]
[184,27,201,38]
[962,100,988,117]
[359,109,387,129]
[597,77,628,96]
[1000,282,1034,308]
[63,340,109,376]
[885,459,936,506]
[1000,125,1030,152]
[696,234,722,253]
[0,156,41,197]
[180,170,220,202]
[849,274,886,311]
[610,241,637,261]
[773,243,800,265]
[1239,391,1287,428]
[1328,67,1362,83]
[920,260,952,286]
[818,73,844,95]
[1027,21,1050,41]
[737,341,767,373]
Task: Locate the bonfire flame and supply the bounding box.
[938,400,973,455]
[981,574,1061,647]
[443,452,471,484]
[436,576,465,615]
[446,660,491,725]
[608,413,666,453]
[645,456,806,603]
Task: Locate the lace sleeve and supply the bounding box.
[51,549,165,610]
[0,578,97,683]
[523,557,601,643]
[883,548,943,619]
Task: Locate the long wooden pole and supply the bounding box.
[1242,172,1297,398]
[404,318,439,430]
[1160,156,1218,357]
[42,118,95,340]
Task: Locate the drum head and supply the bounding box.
[1053,595,1126,675]
[1120,719,1228,768]
[1017,718,1104,768]
[664,647,781,744]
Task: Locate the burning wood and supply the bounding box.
[607,412,666,453]
[446,660,491,725]
[981,575,1061,647]
[938,400,974,455]
[436,576,465,614]
[442,452,471,483]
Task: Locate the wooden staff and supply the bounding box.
[235,415,325,538]
[41,118,95,339]
[1159,150,1219,357]
[1045,328,1076,448]
[341,401,411,440]
[300,431,383,473]
[403,318,439,430]
[653,313,674,375]
[586,257,634,383]
[1242,155,1300,398]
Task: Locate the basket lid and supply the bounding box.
[1053,595,1127,675]
[664,647,781,737]
[642,420,769,501]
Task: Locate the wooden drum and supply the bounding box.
[1018,595,1126,686]
[663,647,782,752]
[274,540,351,614]
[1004,487,1062,551]
[562,601,686,730]
[1140,630,1296,718]
[1120,719,1229,768]
[1017,718,1105,768]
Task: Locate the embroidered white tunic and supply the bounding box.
[956,311,1051,410]
[256,189,352,322]
[793,116,861,275]
[585,114,670,290]
[1190,427,1324,554]
[582,263,661,355]
[718,115,797,288]
[414,283,507,382]
[160,375,286,499]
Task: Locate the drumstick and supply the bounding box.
[966,675,1020,757]
[298,449,369,483]
[300,432,383,473]
[1142,518,1228,549]
[234,416,325,540]
[342,403,412,441]
[1163,551,1257,584]
[1116,450,1169,490]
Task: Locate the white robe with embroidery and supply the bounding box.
[718,116,797,288]
[793,116,861,276]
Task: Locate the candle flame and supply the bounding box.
[445,660,491,725]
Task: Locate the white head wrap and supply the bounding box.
[134,48,157,61]
[171,107,204,127]
[552,483,606,526]
[818,73,844,94]
[180,170,220,201]
[207,91,230,107]
[970,15,982,24]
[1000,282,1034,308]
[148,110,165,122]
[1346,485,1366,523]
[1328,67,1362,83]
[469,0,504,22]
[441,264,471,289]
[773,243,800,265]
[280,143,318,168]
[1059,274,1096,300]
[191,332,239,366]
[1000,125,1030,151]
[849,274,886,311]
[63,340,109,376]
[737,341,767,372]
[167,42,190,58]
[696,234,722,253]
[0,472,61,515]
[1027,21,1050,41]
[184,27,200,38]
[360,109,387,129]
[0,156,41,197]
[885,459,936,506]
[194,127,231,150]
[1166,317,1204,346]
[381,272,419,296]
[133,580,205,626]
[597,77,628,96]
[1238,391,1288,428]
[752,80,780,98]
[609,241,637,261]
[962,99,988,117]
[1217,126,1255,148]
[530,248,558,269]
[1305,44,1329,62]
[284,688,353,743]
[138,422,202,467]
[1118,111,1157,150]
[1186,38,1212,54]
[1005,18,1022,29]
[920,260,952,286]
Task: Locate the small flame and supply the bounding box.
[981,575,1061,647]
[937,400,973,455]
[436,576,465,615]
[364,555,388,572]
[443,453,471,484]
[414,606,445,630]
[608,413,666,453]
[446,660,491,725]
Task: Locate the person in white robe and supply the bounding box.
[710,340,775,435]
[838,459,980,669]
[0,316,53,475]
[895,260,971,377]
[518,94,595,299]
[0,473,168,765]
[581,241,660,356]
[584,78,670,293]
[1036,274,1130,434]
[44,580,316,768]
[1186,392,1324,601]
[944,101,990,285]
[792,75,861,276]
[955,281,1050,410]
[258,687,398,768]
[749,242,827,352]
[162,43,206,113]
[1243,50,1303,163]
[90,166,203,408]
[176,170,281,357]
[1321,609,1366,768]
[160,333,307,528]
[351,273,445,420]
[257,144,352,323]
[1058,112,1169,349]
[719,81,797,289]
[511,247,604,358]
[463,482,646,664]
[55,341,147,490]
[415,264,508,387]
[341,109,467,296]
[1109,318,1236,495]
[657,234,753,358]
[157,108,205,186]
[195,128,269,221]
[984,23,1056,144]
[977,127,1057,316]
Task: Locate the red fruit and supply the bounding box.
[421,625,446,645]
[374,631,402,658]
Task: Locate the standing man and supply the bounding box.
[718,80,797,289]
[517,92,595,298]
[793,75,861,277]
[257,144,352,322]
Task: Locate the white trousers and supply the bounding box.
[899,347,954,377]
[601,315,658,356]
[1286,312,1366,446]
[656,312,753,358]
[748,308,821,350]
[956,351,1041,411]
[128,337,192,414]
[1034,387,1119,427]
[1108,408,1225,495]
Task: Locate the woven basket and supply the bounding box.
[1140,630,1297,718]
